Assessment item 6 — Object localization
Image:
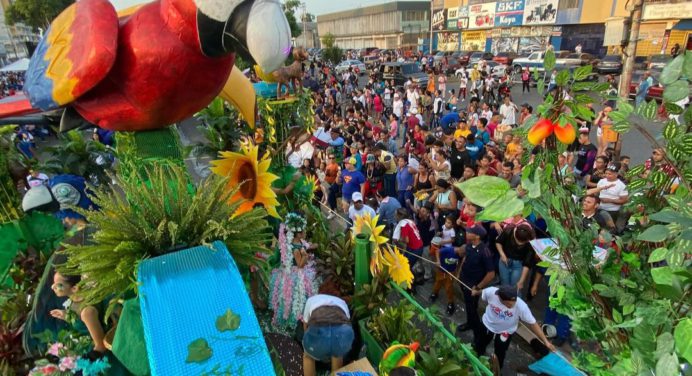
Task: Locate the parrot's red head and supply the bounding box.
[163,0,291,73]
[408,342,420,353]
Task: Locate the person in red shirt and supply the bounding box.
[393,208,424,277]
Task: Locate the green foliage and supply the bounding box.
[353,271,391,319]
[417,347,469,376]
[57,164,273,313]
[321,33,336,48]
[322,46,343,65]
[215,309,241,332]
[186,338,213,364]
[366,300,422,346]
[455,176,523,221]
[543,49,556,71]
[479,52,692,375]
[41,130,113,187]
[5,0,73,29]
[314,234,355,297]
[190,98,251,158]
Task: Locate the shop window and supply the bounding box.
[559,0,579,9]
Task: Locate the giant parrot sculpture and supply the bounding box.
[0,0,291,131]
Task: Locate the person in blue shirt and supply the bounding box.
[430,244,461,315]
[440,112,460,133]
[338,157,365,213]
[476,118,490,145]
[329,129,345,163]
[455,225,495,335]
[465,133,485,162]
[372,192,401,230]
[395,155,415,210]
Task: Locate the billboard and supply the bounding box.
[468,2,496,29]
[446,7,459,29]
[523,0,558,25]
[495,0,524,27]
[438,32,460,51]
[457,6,469,29]
[432,8,447,31]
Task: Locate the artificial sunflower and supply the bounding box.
[210,143,280,218]
[383,245,414,289]
[353,213,389,274]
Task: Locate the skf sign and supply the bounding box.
[497,1,524,12]
[495,0,525,27]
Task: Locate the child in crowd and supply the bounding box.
[430,244,461,315]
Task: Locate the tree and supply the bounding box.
[5,0,74,29]
[321,33,342,64]
[284,11,302,40]
[301,13,314,22]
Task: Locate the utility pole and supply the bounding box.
[301,2,307,48]
[429,0,433,54]
[614,0,644,158]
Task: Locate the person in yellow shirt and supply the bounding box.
[375,143,398,197]
[454,121,472,140]
[504,135,524,160]
[427,72,436,95]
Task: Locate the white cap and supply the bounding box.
[352,192,363,202]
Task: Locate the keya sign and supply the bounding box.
[495,0,525,27]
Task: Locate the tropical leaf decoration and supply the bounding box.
[40,130,113,187]
[57,165,273,312]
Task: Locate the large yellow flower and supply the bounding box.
[353,213,389,274]
[210,143,280,218]
[383,245,414,289]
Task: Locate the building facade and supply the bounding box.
[0,0,41,65]
[434,0,691,55]
[316,1,431,50]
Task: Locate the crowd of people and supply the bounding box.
[279,48,685,372]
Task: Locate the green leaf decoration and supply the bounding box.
[644,100,658,120]
[455,176,510,207]
[648,247,669,263]
[537,78,545,95]
[660,55,684,85]
[680,134,692,154]
[476,190,524,222]
[663,80,689,102]
[664,102,683,115]
[573,65,593,81]
[655,333,675,358]
[215,309,241,332]
[591,82,611,92]
[521,168,542,198]
[674,318,692,361]
[650,209,692,226]
[655,353,679,376]
[186,338,213,364]
[544,49,556,71]
[663,119,682,141]
[637,224,670,242]
[556,70,570,86]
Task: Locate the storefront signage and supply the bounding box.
[432,8,447,31]
[458,18,470,29]
[462,30,487,51]
[642,3,692,20]
[446,7,459,29]
[469,2,496,29]
[457,6,469,29]
[495,0,524,27]
[458,5,469,18]
[523,0,558,25]
[438,32,460,51]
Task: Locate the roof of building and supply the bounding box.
[316,1,430,23]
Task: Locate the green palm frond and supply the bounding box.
[57,164,272,308]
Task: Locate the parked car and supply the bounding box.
[558,52,599,67]
[628,72,663,101]
[596,55,623,74]
[359,47,378,57]
[445,52,464,73]
[335,59,366,75]
[378,62,428,87]
[458,61,509,78]
[468,52,494,66]
[633,56,648,70]
[457,51,474,66]
[648,54,672,71]
[512,50,570,73]
[433,51,456,63]
[493,52,518,65]
[363,55,380,68]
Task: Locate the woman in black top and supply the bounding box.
[495,224,536,293]
[586,156,609,189]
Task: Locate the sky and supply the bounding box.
[110,0,422,15]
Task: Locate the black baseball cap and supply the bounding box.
[496,285,518,301]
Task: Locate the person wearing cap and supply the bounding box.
[363,154,385,199]
[338,157,365,214]
[430,241,461,315]
[587,163,629,232]
[472,285,556,369]
[347,192,376,225]
[373,143,397,198]
[455,225,495,333]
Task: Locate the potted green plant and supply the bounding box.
[359,299,422,368]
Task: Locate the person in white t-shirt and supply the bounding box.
[499,96,518,126]
[587,164,629,231]
[472,286,556,369]
[348,192,377,224]
[406,86,420,111]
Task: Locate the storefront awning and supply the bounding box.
[673,19,692,30]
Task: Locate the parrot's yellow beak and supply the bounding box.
[219,67,255,127]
